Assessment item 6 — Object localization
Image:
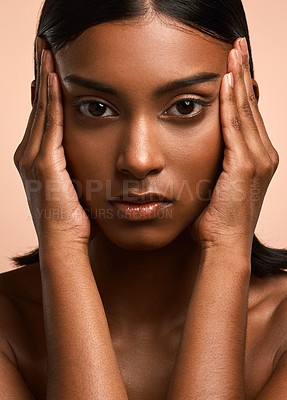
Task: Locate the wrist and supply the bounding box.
[35,219,91,249]
[39,238,89,257]
[200,245,251,275]
[202,242,251,259]
[200,236,252,258]
[39,243,91,275]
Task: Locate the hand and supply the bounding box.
[189,37,279,256]
[13,38,91,247]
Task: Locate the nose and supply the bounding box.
[116,117,165,179]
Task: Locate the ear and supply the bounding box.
[251,78,260,103]
[31,37,51,105]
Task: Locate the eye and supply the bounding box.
[72,100,117,118]
[164,98,211,118]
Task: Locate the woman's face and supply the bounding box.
[55,15,231,250]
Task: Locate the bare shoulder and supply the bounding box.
[0,263,42,304]
[249,272,287,360]
[245,272,287,398]
[265,273,287,348]
[0,266,47,397]
[249,271,287,312]
[0,263,43,362]
[249,271,287,323]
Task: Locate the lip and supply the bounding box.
[110,192,173,203]
[109,192,173,221]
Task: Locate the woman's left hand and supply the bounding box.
[189,37,279,256]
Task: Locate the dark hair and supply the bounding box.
[12,0,287,278]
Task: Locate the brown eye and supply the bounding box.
[78,101,116,117]
[175,100,196,115]
[164,98,210,118]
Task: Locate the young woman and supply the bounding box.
[1,0,287,398]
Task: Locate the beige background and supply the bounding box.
[0,1,286,273]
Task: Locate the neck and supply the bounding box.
[88,229,201,335]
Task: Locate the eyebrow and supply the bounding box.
[63,72,221,96]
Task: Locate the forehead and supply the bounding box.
[56,15,231,86]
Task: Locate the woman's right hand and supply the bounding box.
[13,38,91,247]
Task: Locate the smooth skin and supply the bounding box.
[0,13,287,399]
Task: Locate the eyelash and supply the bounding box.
[71,97,211,120]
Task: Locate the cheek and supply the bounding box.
[63,104,114,174]
[172,116,224,218]
[62,121,115,205]
[175,112,223,185]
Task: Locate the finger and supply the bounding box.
[220,71,250,160]
[23,50,56,162]
[34,37,50,105]
[228,47,269,158]
[29,38,44,108]
[15,39,52,161]
[219,71,259,178]
[237,38,279,167]
[20,50,48,163]
[14,38,46,167]
[14,50,48,170]
[40,72,64,154]
[237,38,258,108]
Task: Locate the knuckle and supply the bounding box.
[18,157,32,173]
[45,111,64,130]
[259,158,273,176]
[32,94,39,108]
[226,92,234,103]
[50,113,64,128]
[241,158,255,176]
[230,115,242,131]
[239,101,253,118]
[258,149,280,177]
[13,147,21,169]
[36,101,45,114]
[249,92,258,107]
[45,113,54,129]
[55,119,64,129]
[238,70,244,80]
[271,149,280,170]
[33,154,55,177]
[243,62,250,73]
[55,114,64,128]
[33,156,47,175]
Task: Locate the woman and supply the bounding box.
[1,0,287,398]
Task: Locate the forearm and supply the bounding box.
[167,247,251,400]
[39,242,127,400]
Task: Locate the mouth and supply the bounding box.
[109,192,173,221]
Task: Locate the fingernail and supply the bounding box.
[36,37,41,62]
[239,37,248,57]
[235,49,242,65]
[48,73,53,88]
[41,49,47,64]
[227,72,234,88]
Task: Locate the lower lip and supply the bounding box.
[110,201,173,221]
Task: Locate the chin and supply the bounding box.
[97,221,184,251]
[110,238,169,252]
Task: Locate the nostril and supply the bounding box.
[117,167,157,181]
[116,149,165,180]
[117,161,164,179]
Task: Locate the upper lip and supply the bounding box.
[110,192,173,203]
